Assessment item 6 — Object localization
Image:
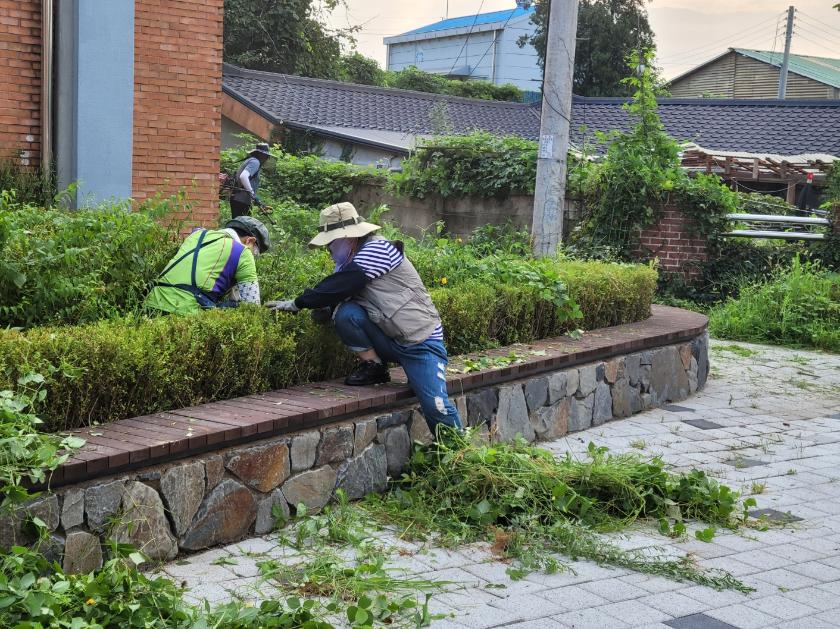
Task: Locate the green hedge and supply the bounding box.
[0,264,656,432]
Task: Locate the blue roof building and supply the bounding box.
[383,2,541,92]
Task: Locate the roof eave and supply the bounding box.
[385,22,501,45]
[283,121,412,155]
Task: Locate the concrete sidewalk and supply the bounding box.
[161,340,840,629]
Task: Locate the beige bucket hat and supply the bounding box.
[309,202,381,247]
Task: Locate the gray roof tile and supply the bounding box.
[223,64,840,157]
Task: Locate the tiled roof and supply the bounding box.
[223,64,840,157]
[397,6,535,37]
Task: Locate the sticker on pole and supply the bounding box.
[539,135,554,159]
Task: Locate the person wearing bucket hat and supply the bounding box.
[265,202,462,434]
[230,142,274,219]
[145,216,270,315]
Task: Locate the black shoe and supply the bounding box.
[345,360,390,386]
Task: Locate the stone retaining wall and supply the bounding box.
[1,334,708,572]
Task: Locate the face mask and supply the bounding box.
[328,238,355,271]
[249,242,260,258]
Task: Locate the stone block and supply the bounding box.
[640,350,653,366]
[612,378,642,418]
[688,356,699,394]
[204,455,225,492]
[493,384,535,443]
[63,530,102,574]
[679,343,692,370]
[0,495,60,549]
[381,425,411,477]
[604,359,623,384]
[314,426,353,466]
[161,461,205,536]
[291,431,320,472]
[282,466,337,512]
[565,369,580,398]
[569,393,594,432]
[85,480,125,533]
[523,377,549,412]
[61,488,85,530]
[336,443,388,501]
[454,395,467,423]
[547,372,567,404]
[467,388,498,427]
[114,482,177,561]
[577,364,597,397]
[254,489,290,535]
[625,354,642,387]
[181,479,258,550]
[649,346,690,405]
[226,442,290,493]
[376,410,409,431]
[640,365,651,391]
[530,398,570,440]
[353,420,377,456]
[409,410,434,445]
[42,534,64,564]
[641,393,653,410]
[592,382,613,426]
[692,333,710,389]
[315,426,354,466]
[595,362,605,382]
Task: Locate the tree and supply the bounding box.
[338,53,386,86]
[223,0,352,79]
[521,0,657,97]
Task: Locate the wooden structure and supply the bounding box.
[668,49,840,100]
[681,143,836,204]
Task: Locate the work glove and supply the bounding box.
[265,299,299,312]
[252,194,263,208]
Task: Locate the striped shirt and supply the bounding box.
[353,239,444,342]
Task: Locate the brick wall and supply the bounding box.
[637,204,708,278]
[0,0,41,164]
[133,0,223,226]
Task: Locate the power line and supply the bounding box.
[656,11,785,63]
[467,7,519,80]
[793,23,840,48]
[796,10,840,40]
[447,0,486,77]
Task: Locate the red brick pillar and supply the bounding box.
[636,203,709,279]
[0,0,41,164]
[133,0,224,228]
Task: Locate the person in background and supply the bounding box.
[230,143,273,218]
[145,216,270,315]
[266,202,462,434]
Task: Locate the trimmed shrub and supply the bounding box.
[0,258,655,430]
[709,259,840,352]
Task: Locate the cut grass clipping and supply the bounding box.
[363,431,755,592]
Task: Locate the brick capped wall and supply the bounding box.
[133,0,223,226]
[0,0,41,164]
[637,204,708,278]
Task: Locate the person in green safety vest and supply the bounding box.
[145,216,271,315]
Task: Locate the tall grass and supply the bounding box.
[709,258,840,352]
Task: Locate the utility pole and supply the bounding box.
[778,5,795,99]
[532,0,579,257]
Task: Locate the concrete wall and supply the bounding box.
[1,333,710,566]
[0,0,41,164]
[349,182,578,240]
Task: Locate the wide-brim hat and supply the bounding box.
[309,202,380,247]
[247,142,274,161]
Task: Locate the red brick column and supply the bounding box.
[133,0,224,227]
[0,0,41,164]
[637,204,708,278]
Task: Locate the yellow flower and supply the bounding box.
[440,277,448,285]
[456,237,463,243]
[86,598,96,606]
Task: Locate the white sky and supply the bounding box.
[327,0,840,80]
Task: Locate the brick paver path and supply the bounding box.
[162,340,840,628]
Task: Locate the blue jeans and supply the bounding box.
[333,302,462,433]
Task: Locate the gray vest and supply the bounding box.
[351,237,442,345]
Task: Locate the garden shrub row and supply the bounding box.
[0,265,656,431]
